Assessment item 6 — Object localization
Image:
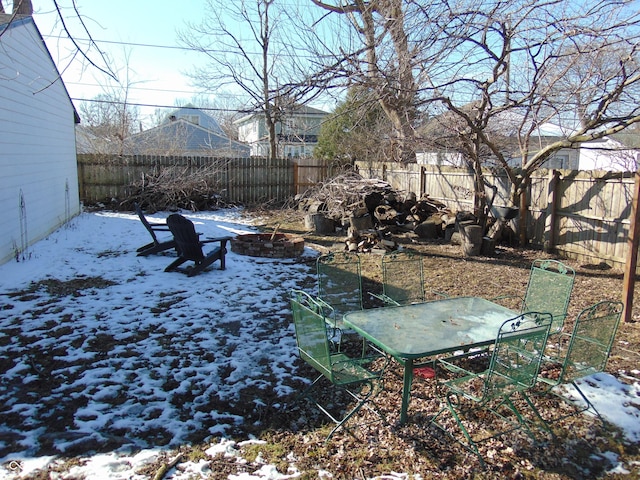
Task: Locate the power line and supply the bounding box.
[64,81,249,100]
[43,34,193,52]
[71,97,252,113]
[42,34,317,59]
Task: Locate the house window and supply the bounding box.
[179,115,200,125]
[546,154,575,169]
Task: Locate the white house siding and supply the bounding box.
[0,16,80,265]
[235,107,328,157]
[577,137,638,171]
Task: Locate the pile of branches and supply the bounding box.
[119,165,236,213]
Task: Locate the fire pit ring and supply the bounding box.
[231,233,305,258]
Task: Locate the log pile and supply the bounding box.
[291,172,457,247]
[292,171,395,222]
[345,226,398,253]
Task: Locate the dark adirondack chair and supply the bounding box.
[134,203,176,256]
[164,214,232,277]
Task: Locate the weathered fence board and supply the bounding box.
[78,155,296,205]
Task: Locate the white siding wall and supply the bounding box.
[0,17,80,265]
[578,138,636,171]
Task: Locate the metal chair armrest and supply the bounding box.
[436,358,477,377]
[368,292,401,306]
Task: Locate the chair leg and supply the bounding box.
[187,248,223,277]
[297,376,384,442]
[489,395,542,442]
[428,392,547,469]
[295,374,324,403]
[219,247,227,270]
[518,391,556,438]
[571,381,607,424]
[428,398,486,469]
[530,381,604,428]
[165,257,187,272]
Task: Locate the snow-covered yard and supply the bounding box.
[0,209,319,478]
[0,209,638,479]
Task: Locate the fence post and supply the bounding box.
[622,171,640,323]
[518,177,530,247]
[543,169,561,252]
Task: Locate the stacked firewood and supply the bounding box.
[292,171,395,223]
[344,226,398,253]
[292,172,454,237]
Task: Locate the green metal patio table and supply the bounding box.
[343,296,519,424]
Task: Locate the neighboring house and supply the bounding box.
[418,111,639,172]
[123,117,250,157]
[234,105,329,157]
[578,133,640,171]
[80,106,250,157]
[0,13,81,265]
[165,105,226,136]
[417,135,582,170]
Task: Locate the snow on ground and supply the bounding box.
[0,209,638,479]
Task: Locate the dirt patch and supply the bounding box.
[7,276,117,299]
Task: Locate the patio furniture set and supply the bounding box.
[289,251,624,467]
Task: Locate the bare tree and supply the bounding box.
[188,94,244,141]
[416,0,640,242]
[77,53,143,154]
[0,0,32,15]
[12,0,31,14]
[79,93,139,138]
[308,0,429,163]
[180,0,312,159]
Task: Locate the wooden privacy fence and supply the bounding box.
[77,154,636,269]
[355,161,636,270]
[77,154,299,205]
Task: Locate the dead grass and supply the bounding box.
[237,207,640,479]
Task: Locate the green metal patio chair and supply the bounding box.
[316,252,363,342]
[535,300,624,425]
[289,289,388,440]
[369,250,448,306]
[428,312,553,468]
[495,259,575,335]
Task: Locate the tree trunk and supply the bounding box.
[13,0,32,14]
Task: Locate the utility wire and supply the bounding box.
[41,34,323,60]
[71,97,253,114]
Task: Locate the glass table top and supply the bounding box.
[343,296,518,359]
